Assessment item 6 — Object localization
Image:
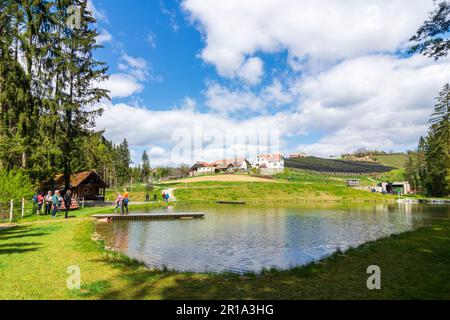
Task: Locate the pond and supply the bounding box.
[95,203,450,273]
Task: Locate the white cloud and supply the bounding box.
[146,31,157,48]
[97,29,112,45]
[100,74,143,98]
[119,53,150,81]
[96,53,450,163]
[183,0,434,79]
[204,83,264,114]
[160,0,180,32]
[180,97,197,110]
[99,53,155,98]
[92,0,448,164]
[148,146,167,158]
[237,57,264,85]
[96,100,292,164]
[87,0,108,23]
[293,54,450,156]
[204,79,294,115]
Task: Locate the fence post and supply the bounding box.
[21,198,25,219]
[9,199,13,223]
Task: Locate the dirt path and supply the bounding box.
[162,188,177,201]
[168,175,279,183]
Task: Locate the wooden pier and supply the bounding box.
[92,213,205,221]
[216,201,246,205]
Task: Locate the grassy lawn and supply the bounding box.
[373,154,408,169]
[174,181,394,202]
[1,208,449,299]
[101,169,412,204]
[171,171,395,202]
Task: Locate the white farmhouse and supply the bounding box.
[215,158,251,172]
[189,162,215,176]
[253,154,284,174]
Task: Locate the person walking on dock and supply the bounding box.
[122,189,129,215]
[63,190,72,219]
[114,192,122,214]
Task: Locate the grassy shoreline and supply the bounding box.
[1,203,449,299]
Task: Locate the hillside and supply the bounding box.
[285,157,394,173]
[372,153,407,169]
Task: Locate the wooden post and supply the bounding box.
[82,197,85,209]
[9,199,13,223]
[21,198,25,218]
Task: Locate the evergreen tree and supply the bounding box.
[425,84,450,196]
[141,150,151,182]
[410,0,450,60]
[116,138,131,185]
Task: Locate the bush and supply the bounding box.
[0,169,34,204]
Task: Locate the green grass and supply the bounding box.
[171,171,395,203]
[105,183,164,202]
[373,154,408,169]
[1,208,449,299]
[372,169,406,183]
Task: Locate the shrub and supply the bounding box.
[0,169,34,204]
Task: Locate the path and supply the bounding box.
[162,188,177,201]
[166,175,279,184]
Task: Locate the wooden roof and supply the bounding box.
[53,171,108,189]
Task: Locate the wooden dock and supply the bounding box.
[216,201,246,205]
[92,213,205,221]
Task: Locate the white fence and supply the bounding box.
[0,198,34,224]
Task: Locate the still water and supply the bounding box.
[95,203,450,273]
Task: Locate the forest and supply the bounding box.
[0,0,134,194]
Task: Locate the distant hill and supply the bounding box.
[285,157,394,173]
[372,153,407,169]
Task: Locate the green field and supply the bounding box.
[1,205,449,299]
[171,171,395,203]
[373,154,408,169]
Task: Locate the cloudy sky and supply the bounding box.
[90,0,450,166]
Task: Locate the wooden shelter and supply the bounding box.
[53,171,108,201]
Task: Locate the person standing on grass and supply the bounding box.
[122,188,129,215]
[63,190,72,219]
[165,193,170,203]
[145,193,150,202]
[162,192,166,202]
[37,192,44,215]
[44,191,53,215]
[52,190,62,218]
[114,192,122,214]
[153,194,157,202]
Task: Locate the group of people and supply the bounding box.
[161,192,170,202]
[143,192,170,203]
[33,190,73,219]
[114,189,130,215]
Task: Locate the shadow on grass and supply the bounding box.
[0,225,46,254]
[0,246,42,255]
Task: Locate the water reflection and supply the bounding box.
[96,203,449,273]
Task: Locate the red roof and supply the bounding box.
[258,154,283,162]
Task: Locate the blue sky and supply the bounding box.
[90,0,450,166]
